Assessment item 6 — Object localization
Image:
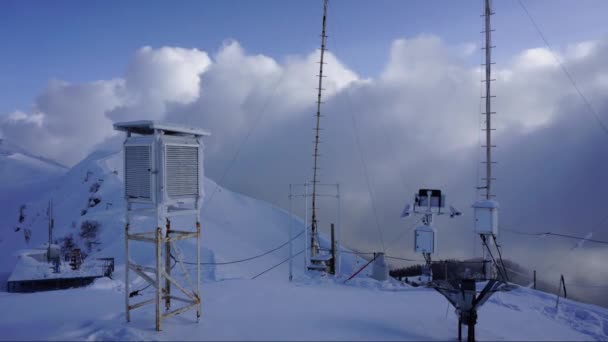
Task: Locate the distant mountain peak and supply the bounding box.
[0,139,68,170]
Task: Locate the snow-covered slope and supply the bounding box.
[0,139,66,185]
[0,149,607,341]
[0,139,67,251]
[0,149,362,278]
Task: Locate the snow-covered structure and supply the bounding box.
[114,120,210,332]
[370,252,389,281]
[6,244,114,293]
[114,121,209,207]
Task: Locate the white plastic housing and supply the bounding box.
[116,121,208,207]
[414,225,436,254]
[473,200,499,235]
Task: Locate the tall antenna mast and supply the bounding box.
[483,0,494,200]
[310,0,328,257]
[473,0,507,282]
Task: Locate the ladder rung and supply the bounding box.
[481,129,496,131]
[480,30,496,33]
[480,63,496,66]
[481,46,496,50]
[481,112,497,114]
[481,79,496,82]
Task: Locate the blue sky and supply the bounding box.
[1,0,607,115]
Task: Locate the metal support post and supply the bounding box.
[336,183,341,275]
[196,221,201,321]
[155,227,162,331]
[330,223,336,275]
[125,223,130,322]
[165,219,171,311]
[458,318,462,341]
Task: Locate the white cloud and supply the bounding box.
[1,36,608,283]
[0,46,211,165]
[126,46,211,105]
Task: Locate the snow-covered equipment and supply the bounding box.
[370,252,389,281]
[115,121,208,206]
[288,183,341,278]
[115,120,209,332]
[402,189,461,281]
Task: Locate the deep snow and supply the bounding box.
[0,149,607,341]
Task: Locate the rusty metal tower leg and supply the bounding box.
[155,227,162,331]
[196,221,201,321]
[165,219,171,311]
[125,222,130,323]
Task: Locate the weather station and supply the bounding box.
[401,189,461,282]
[430,1,514,341]
[114,120,209,331]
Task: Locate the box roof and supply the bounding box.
[114,120,210,137]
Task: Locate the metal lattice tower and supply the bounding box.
[310,0,329,258]
[482,0,495,200]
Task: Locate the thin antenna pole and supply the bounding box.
[288,184,293,281]
[47,199,53,262]
[483,0,493,200]
[311,0,329,257]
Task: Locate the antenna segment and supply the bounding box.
[482,0,494,199]
[310,0,329,258]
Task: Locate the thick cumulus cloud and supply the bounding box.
[1,79,124,164]
[0,46,211,165]
[2,35,608,304]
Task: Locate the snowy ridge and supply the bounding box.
[0,148,607,340]
[0,138,67,176]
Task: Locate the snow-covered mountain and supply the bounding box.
[0,138,67,183]
[0,148,607,341]
[0,139,67,248]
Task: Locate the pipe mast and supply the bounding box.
[311,0,328,258]
[478,0,499,281]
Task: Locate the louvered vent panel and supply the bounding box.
[166,145,199,197]
[125,145,152,200]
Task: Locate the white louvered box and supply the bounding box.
[115,121,209,206]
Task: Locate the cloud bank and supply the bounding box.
[2,36,608,304]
